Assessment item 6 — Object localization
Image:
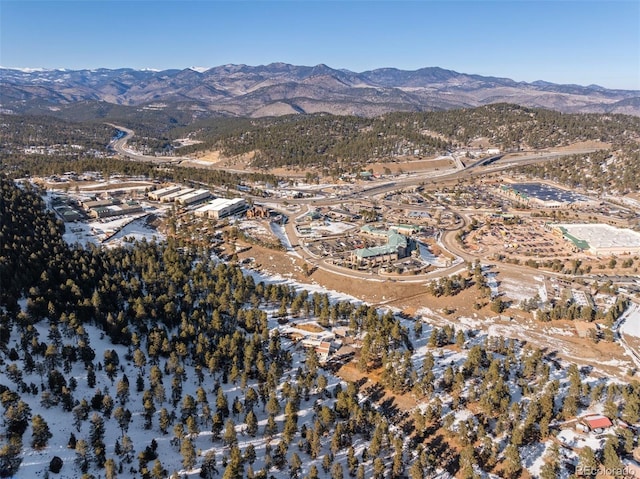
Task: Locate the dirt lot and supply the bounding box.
[186,148,457,179]
[368,157,455,175]
[463,217,577,260]
[36,179,153,192]
[337,362,418,411]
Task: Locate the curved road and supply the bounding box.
[108,124,265,174]
[109,124,612,285]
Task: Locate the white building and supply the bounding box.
[175,189,211,205]
[148,185,181,201]
[160,188,194,203]
[195,198,247,219]
[554,224,640,255]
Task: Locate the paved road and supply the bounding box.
[108,124,272,174]
[109,123,614,285]
[108,124,203,165]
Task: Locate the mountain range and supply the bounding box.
[2,63,639,118]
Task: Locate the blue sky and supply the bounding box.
[1,0,638,89]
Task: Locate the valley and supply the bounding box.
[1,103,640,479]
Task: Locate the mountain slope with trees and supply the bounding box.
[174,105,640,171]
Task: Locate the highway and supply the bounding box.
[108,123,616,285]
[108,123,600,201]
[108,124,187,164]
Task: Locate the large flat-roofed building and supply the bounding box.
[89,202,143,218]
[501,183,598,209]
[553,223,640,255]
[81,198,119,211]
[160,188,194,203]
[148,185,181,201]
[195,198,247,219]
[175,189,212,205]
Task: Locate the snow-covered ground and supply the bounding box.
[237,219,270,237]
[620,303,640,338]
[310,220,354,236]
[9,324,346,478]
[241,268,364,307]
[418,242,448,267]
[62,214,163,248]
[500,276,542,302]
[557,428,606,451]
[269,221,296,254]
[104,216,162,246]
[484,269,499,298]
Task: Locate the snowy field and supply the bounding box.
[555,223,640,252]
[310,220,354,236]
[62,214,163,248]
[620,303,640,338]
[269,222,296,254]
[498,275,545,303]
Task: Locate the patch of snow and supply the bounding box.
[620,303,640,338]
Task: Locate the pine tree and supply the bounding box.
[347,446,358,476]
[244,444,256,464]
[372,458,385,479]
[223,419,237,447]
[75,439,90,473]
[31,414,53,449]
[245,409,258,437]
[503,444,522,479]
[0,440,23,477]
[331,462,344,479]
[201,451,217,479]
[151,459,167,479]
[105,458,117,479]
[290,452,302,479]
[180,438,196,470]
[159,407,171,434]
[307,464,320,479]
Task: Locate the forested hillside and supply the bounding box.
[0,115,278,187]
[174,105,640,171]
[0,114,114,151]
[516,144,640,194]
[4,105,640,177]
[0,178,406,478]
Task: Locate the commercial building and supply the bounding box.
[160,188,194,203]
[148,185,181,201]
[350,225,409,265]
[57,205,82,222]
[175,189,211,205]
[89,202,143,219]
[553,223,640,255]
[80,198,119,211]
[500,183,598,209]
[194,198,248,219]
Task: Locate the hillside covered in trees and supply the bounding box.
[4,105,640,177]
[1,177,639,479]
[171,105,640,171]
[515,144,640,194]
